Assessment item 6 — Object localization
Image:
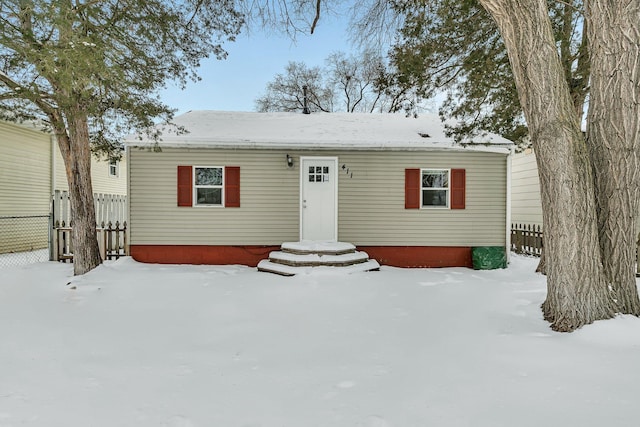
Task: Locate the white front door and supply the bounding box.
[300,157,338,241]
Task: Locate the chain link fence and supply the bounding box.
[0,215,51,268]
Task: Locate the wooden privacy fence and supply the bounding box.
[511,223,543,256]
[54,220,128,262]
[51,191,128,262]
[52,190,127,225]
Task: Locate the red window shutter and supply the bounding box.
[225,166,240,208]
[405,168,420,209]
[451,168,466,209]
[177,165,192,207]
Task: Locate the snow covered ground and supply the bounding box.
[1,255,639,427]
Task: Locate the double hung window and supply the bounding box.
[421,169,449,208]
[109,159,119,177]
[194,167,223,206]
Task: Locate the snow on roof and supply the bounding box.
[125,111,513,154]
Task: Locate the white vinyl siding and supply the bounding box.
[0,122,51,253]
[0,122,51,217]
[421,168,450,208]
[338,152,506,246]
[511,150,543,227]
[129,149,299,245]
[511,149,640,234]
[128,148,507,247]
[54,150,127,195]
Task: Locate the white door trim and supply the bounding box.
[299,156,338,241]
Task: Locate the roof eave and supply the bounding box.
[124,140,513,155]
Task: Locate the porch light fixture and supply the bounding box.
[286,154,294,168]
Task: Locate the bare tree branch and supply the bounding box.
[310,0,321,34]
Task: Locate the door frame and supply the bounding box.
[299,156,339,241]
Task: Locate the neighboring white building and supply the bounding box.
[511,148,640,238]
[511,148,543,228]
[0,120,127,254]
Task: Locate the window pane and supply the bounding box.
[422,171,448,188]
[195,168,222,186]
[323,166,329,173]
[423,189,448,207]
[196,188,222,205]
[109,159,118,176]
[309,166,314,174]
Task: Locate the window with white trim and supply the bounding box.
[421,169,449,208]
[109,158,119,177]
[194,166,223,206]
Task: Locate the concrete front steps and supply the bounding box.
[257,241,380,276]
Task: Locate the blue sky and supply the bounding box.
[160,16,355,115]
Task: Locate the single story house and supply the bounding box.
[124,111,514,268]
[0,120,127,255]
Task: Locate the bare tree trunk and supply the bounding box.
[55,108,102,276]
[479,0,616,331]
[585,0,640,314]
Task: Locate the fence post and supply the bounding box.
[97,221,105,261]
[123,221,129,256]
[115,221,121,260]
[52,220,59,261]
[637,232,640,277]
[509,224,516,252]
[536,225,543,256]
[50,194,55,262]
[518,223,524,254]
[57,220,64,262]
